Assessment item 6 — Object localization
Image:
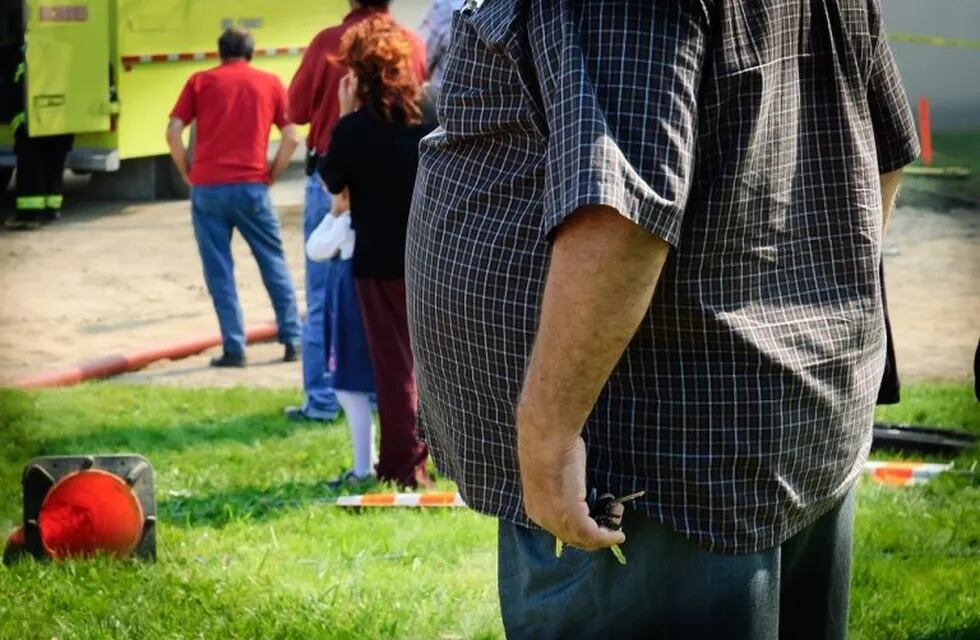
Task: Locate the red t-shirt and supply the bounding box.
[288,7,427,155]
[170,60,290,186]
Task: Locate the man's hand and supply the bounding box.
[517,429,625,551]
[267,124,301,185]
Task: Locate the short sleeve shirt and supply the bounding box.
[171,60,290,186]
[407,0,919,554]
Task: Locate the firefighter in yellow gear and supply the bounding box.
[7,50,74,228]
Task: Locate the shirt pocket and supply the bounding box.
[437,2,544,141]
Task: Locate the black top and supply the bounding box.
[319,103,437,279]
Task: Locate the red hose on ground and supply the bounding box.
[14,323,279,389]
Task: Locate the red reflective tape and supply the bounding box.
[121,47,304,71]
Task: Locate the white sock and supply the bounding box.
[335,390,375,477]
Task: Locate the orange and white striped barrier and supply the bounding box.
[334,492,466,508]
[863,461,951,486]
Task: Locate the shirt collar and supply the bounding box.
[343,6,389,24]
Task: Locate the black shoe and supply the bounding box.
[327,469,377,491]
[283,343,300,362]
[283,405,338,423]
[210,352,246,368]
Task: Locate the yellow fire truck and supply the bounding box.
[1,0,346,199]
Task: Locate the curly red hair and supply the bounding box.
[338,15,422,126]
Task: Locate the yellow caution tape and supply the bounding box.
[890,32,980,50]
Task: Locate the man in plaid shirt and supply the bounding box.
[408,1,919,636]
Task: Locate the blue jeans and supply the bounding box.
[191,183,301,355]
[498,486,856,640]
[301,175,340,418]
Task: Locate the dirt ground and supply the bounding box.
[1,171,978,389]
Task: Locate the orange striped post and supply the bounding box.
[918,96,933,165]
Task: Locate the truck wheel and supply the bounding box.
[154,155,190,200]
[0,166,12,192]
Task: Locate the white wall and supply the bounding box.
[884,0,980,131]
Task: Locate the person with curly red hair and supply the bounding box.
[285,0,425,425]
[319,15,437,489]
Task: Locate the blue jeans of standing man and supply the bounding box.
[191,183,301,355]
[300,174,340,419]
[498,485,856,640]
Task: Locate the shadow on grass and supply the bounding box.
[159,479,338,528]
[908,622,980,640]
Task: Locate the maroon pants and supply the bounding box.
[355,278,429,487]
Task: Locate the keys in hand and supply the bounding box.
[554,489,645,565]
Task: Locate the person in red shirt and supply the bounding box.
[283,0,426,422]
[166,28,302,368]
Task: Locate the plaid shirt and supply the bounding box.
[407,0,918,553]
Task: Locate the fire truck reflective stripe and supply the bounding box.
[121,47,306,71]
[16,196,46,210]
[13,61,25,83]
[11,112,26,131]
[46,195,64,209]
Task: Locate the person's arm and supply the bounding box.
[317,117,352,196]
[515,3,711,551]
[287,34,320,126]
[517,207,670,551]
[880,169,902,231]
[268,124,300,185]
[165,118,191,187]
[866,5,919,231]
[317,74,358,195]
[167,78,197,187]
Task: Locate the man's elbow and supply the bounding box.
[280,125,301,147]
[165,119,184,145]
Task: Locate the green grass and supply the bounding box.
[0,383,977,639]
[905,129,980,202]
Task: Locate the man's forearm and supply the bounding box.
[880,168,902,231]
[165,119,189,184]
[517,206,671,445]
[268,126,300,184]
